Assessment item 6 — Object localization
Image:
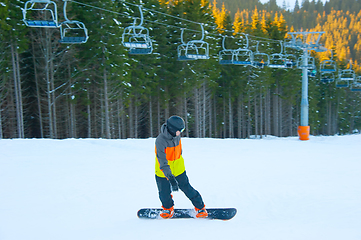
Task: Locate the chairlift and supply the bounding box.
[308,69,317,77]
[219,50,236,65]
[58,0,88,44]
[233,34,253,65]
[320,60,336,73]
[268,54,287,68]
[178,42,194,61]
[320,60,336,83]
[219,36,241,65]
[178,24,209,61]
[336,60,355,87]
[319,50,337,83]
[320,73,335,83]
[232,49,253,65]
[177,29,197,61]
[297,56,316,69]
[336,69,355,87]
[350,76,361,92]
[268,41,289,69]
[252,41,269,68]
[122,5,153,54]
[284,54,297,68]
[22,0,59,28]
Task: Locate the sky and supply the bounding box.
[0,134,360,240]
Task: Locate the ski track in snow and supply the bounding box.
[0,135,361,240]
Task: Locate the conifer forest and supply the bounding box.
[1,0,361,139]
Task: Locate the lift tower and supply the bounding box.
[285,32,327,140]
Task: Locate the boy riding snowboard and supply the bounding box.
[155,116,208,219]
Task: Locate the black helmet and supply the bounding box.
[166,116,185,136]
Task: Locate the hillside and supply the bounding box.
[1,135,361,240]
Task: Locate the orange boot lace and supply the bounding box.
[160,206,174,219]
[195,206,208,218]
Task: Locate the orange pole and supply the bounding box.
[298,126,310,141]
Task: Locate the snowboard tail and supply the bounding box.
[137,208,237,220]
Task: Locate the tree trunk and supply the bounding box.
[157,94,161,135]
[149,95,153,138]
[213,95,217,138]
[265,88,271,135]
[279,90,283,137]
[289,100,293,136]
[228,90,233,138]
[254,92,258,138]
[0,106,2,139]
[184,93,189,138]
[194,87,199,138]
[134,96,138,138]
[208,91,212,138]
[237,95,243,138]
[129,98,134,138]
[247,96,251,138]
[103,60,110,139]
[223,96,226,138]
[259,89,263,138]
[87,90,91,138]
[10,42,24,138]
[202,82,206,138]
[31,36,44,138]
[68,62,76,138]
[273,86,279,136]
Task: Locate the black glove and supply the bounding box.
[168,175,179,192]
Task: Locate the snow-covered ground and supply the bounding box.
[1,135,360,240]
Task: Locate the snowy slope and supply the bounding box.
[0,135,360,240]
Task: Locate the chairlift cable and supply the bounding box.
[71,0,284,43]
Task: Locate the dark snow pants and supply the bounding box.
[155,171,205,209]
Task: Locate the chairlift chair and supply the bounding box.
[185,41,209,60]
[178,25,209,61]
[320,72,335,83]
[297,56,316,69]
[350,76,361,92]
[219,36,237,64]
[232,49,253,66]
[232,34,253,66]
[308,69,317,77]
[122,5,153,54]
[59,21,88,44]
[252,53,269,68]
[320,59,337,73]
[336,60,355,87]
[268,53,287,68]
[336,69,355,87]
[178,43,195,61]
[252,41,269,68]
[268,41,291,69]
[320,59,337,83]
[22,0,59,28]
[284,54,297,68]
[219,49,236,64]
[336,72,354,87]
[58,0,88,44]
[177,29,196,61]
[122,26,153,54]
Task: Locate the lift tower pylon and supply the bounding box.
[285,32,327,140]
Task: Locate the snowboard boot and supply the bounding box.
[195,206,208,218]
[160,206,174,219]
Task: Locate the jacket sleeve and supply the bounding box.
[155,137,172,179]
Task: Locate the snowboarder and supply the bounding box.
[155,115,208,219]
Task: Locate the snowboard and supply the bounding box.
[137,208,237,220]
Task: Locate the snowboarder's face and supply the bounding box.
[176,131,181,136]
